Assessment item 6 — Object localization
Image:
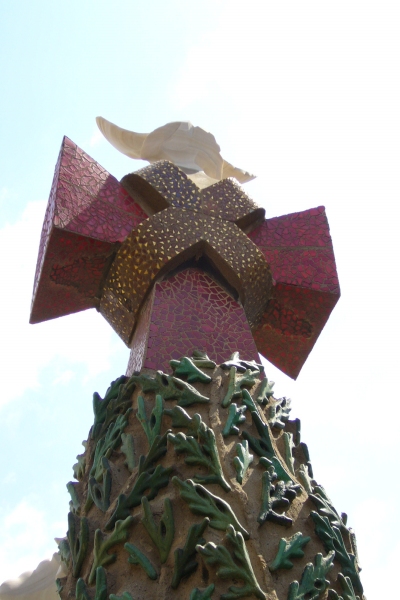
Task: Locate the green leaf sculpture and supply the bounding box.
[92,376,128,438]
[76,566,107,600]
[311,512,363,594]
[75,578,90,600]
[168,417,231,492]
[310,486,347,530]
[256,377,275,405]
[131,371,210,406]
[241,389,258,413]
[164,405,199,435]
[170,356,212,383]
[90,411,132,481]
[328,573,360,600]
[89,516,134,584]
[73,443,87,481]
[124,544,157,580]
[136,394,163,446]
[287,551,335,600]
[298,464,313,495]
[66,481,80,514]
[196,525,266,600]
[266,397,291,430]
[221,352,263,374]
[141,496,175,563]
[283,432,296,475]
[242,412,292,483]
[120,433,135,472]
[268,532,311,571]
[106,465,172,530]
[222,367,259,408]
[138,430,171,474]
[222,403,247,437]
[233,440,253,485]
[172,477,249,539]
[67,512,89,578]
[109,593,135,600]
[172,517,209,589]
[89,457,112,512]
[258,465,300,527]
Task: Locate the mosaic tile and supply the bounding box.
[30,137,147,323]
[99,207,272,345]
[249,207,340,377]
[126,268,260,375]
[31,140,340,379]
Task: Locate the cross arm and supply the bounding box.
[248,207,340,378]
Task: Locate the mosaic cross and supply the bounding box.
[30,137,340,378]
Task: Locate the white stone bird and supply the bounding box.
[96,117,255,188]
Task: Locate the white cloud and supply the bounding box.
[1,472,17,486]
[0,501,58,584]
[51,370,75,386]
[0,201,122,409]
[0,187,10,202]
[89,127,104,147]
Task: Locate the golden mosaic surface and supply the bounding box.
[100,162,272,345]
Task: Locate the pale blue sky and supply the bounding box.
[1,2,399,598]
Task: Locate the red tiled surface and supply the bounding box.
[125,290,155,375]
[248,207,339,293]
[30,137,147,323]
[31,228,114,322]
[126,268,260,376]
[249,207,340,377]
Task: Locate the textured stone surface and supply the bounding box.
[96,118,255,183]
[58,357,363,600]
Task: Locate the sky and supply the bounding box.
[0,1,399,597]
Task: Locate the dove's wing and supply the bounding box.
[221,159,256,183]
[96,116,147,159]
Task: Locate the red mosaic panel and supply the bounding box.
[125,268,260,375]
[30,228,113,323]
[253,284,338,379]
[125,290,155,375]
[248,206,339,294]
[53,137,148,242]
[30,137,148,324]
[247,206,340,378]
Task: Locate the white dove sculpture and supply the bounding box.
[96,117,255,188]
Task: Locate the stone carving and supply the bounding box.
[196,525,266,600]
[287,552,335,600]
[30,137,340,379]
[96,118,255,185]
[268,533,311,571]
[49,359,364,599]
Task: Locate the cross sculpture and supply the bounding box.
[31,125,339,380]
[29,123,365,600]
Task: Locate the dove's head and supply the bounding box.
[142,121,224,178]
